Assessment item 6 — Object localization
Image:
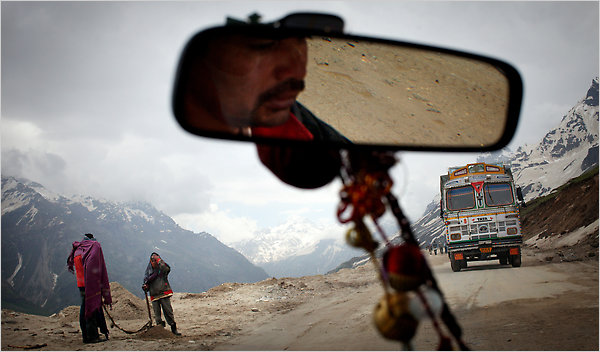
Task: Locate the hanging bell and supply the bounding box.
[383,243,427,291]
[345,221,378,252]
[373,292,419,343]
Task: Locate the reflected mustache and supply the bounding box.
[258,79,305,105]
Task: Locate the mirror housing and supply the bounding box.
[172,12,522,152]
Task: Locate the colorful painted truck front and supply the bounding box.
[440,163,525,272]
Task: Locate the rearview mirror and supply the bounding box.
[172,13,522,151]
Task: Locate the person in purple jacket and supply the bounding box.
[67,233,112,344]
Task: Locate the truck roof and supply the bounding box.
[446,162,510,180]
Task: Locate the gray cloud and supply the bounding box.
[1,148,68,189]
[1,1,598,228]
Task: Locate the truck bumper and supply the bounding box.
[448,237,522,261]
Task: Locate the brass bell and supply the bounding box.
[373,292,419,343]
[345,222,378,252]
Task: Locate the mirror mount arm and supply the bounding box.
[225,12,344,33]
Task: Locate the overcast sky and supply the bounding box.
[2,1,598,244]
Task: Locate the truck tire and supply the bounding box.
[450,258,461,272]
[511,254,522,267]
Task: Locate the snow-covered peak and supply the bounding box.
[66,194,102,212]
[1,175,164,225]
[231,217,343,264]
[2,176,34,215]
[24,180,64,203]
[2,176,21,194]
[584,77,599,106]
[509,78,598,200]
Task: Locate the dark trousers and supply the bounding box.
[152,296,175,326]
[79,287,109,342]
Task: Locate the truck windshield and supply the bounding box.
[447,186,475,210]
[484,183,513,206]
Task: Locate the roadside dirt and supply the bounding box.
[2,241,597,351]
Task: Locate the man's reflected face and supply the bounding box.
[204,34,308,128]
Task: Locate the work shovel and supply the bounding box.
[144,291,153,327]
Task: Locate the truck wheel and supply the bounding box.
[511,254,522,267]
[450,258,461,272]
[499,256,508,265]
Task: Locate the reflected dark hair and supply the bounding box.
[84,233,94,239]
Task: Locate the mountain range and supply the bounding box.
[231,222,363,277]
[510,77,599,200]
[1,178,268,315]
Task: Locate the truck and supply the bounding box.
[440,162,525,272]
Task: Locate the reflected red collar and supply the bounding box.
[251,113,314,141]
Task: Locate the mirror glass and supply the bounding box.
[174,29,517,149]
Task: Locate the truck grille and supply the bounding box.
[472,233,497,240]
[478,223,489,233]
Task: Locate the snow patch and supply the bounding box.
[51,273,58,291]
[68,195,98,212]
[28,183,62,203]
[122,207,154,223]
[7,252,23,287]
[1,192,31,215]
[525,220,599,250]
[16,206,38,225]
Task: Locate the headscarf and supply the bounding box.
[67,237,112,318]
[143,252,161,283]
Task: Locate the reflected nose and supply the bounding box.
[273,38,307,82]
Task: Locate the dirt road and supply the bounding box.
[1,248,597,351]
[214,251,598,351]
